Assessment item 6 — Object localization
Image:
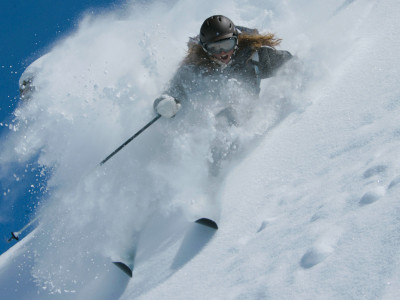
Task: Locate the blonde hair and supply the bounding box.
[181,32,282,68]
[237,33,281,50]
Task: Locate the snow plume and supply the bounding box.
[5,0,392,297]
[1,0,305,293]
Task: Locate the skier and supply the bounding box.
[154,15,293,116]
[12,16,294,279]
[154,15,293,175]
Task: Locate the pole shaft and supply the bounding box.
[7,114,161,243]
[99,114,161,166]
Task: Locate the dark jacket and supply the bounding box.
[154,28,293,110]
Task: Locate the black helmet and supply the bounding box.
[200,15,238,46]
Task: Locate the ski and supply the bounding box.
[112,217,218,278]
[112,261,134,278]
[195,217,218,230]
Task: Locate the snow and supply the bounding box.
[1,0,400,299]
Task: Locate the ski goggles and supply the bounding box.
[204,37,237,54]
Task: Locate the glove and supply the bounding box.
[154,94,181,118]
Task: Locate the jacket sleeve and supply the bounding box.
[153,64,200,109]
[256,46,293,79]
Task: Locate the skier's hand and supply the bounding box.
[154,95,181,118]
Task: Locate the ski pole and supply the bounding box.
[99,114,161,166]
[7,114,162,244]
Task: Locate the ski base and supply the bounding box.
[195,218,218,230]
[112,261,133,278]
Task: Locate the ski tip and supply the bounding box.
[195,218,218,230]
[112,261,133,278]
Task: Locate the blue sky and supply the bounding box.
[0,0,123,254]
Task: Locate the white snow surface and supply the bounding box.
[1,0,400,299]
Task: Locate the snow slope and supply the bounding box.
[1,0,400,299]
